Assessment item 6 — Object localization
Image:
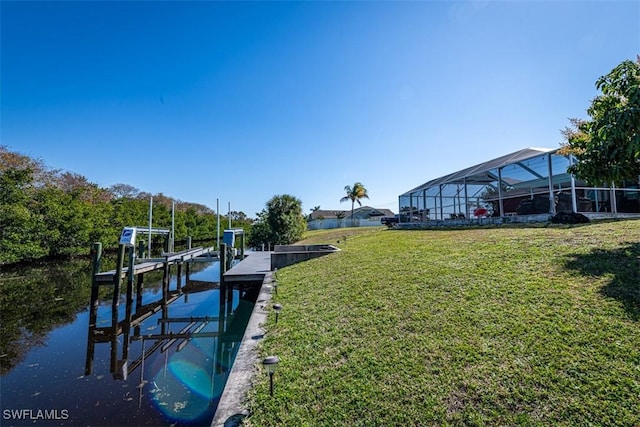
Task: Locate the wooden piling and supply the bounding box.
[177,262,183,291]
[112,244,126,328]
[186,237,192,277]
[89,242,102,321]
[123,246,135,362]
[138,240,145,259]
[126,246,135,308]
[239,233,245,260]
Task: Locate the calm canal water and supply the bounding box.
[0,256,259,426]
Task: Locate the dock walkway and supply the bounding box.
[223,251,273,282]
[94,246,215,283]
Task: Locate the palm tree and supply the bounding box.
[340,182,369,226]
[308,205,321,221]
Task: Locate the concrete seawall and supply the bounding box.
[271,244,340,270]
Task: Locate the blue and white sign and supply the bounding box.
[119,227,137,246]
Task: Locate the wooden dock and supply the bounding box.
[94,247,215,283]
[223,251,272,282]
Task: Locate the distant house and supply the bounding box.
[307,206,395,230]
[309,206,394,220]
[346,206,395,220]
[308,209,342,221]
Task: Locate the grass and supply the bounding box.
[245,220,640,426]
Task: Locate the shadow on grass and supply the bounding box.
[564,242,640,321]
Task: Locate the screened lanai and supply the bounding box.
[398,147,640,223]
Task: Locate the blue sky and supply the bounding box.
[2,1,639,217]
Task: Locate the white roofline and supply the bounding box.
[399,147,559,197]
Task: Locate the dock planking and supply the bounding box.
[223,251,272,282]
[95,247,216,283]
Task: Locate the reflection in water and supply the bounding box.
[1,258,259,426]
[0,259,95,375]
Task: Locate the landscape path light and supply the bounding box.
[262,355,279,396]
[273,303,282,325]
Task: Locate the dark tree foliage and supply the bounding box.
[0,168,47,263]
[0,147,251,264]
[266,194,307,245]
[247,210,272,248]
[248,195,306,247]
[560,58,640,185]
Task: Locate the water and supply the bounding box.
[0,258,259,426]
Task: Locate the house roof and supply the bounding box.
[399,147,558,197]
[309,206,395,220]
[348,206,395,218]
[356,206,395,216]
[309,209,342,220]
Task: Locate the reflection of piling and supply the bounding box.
[87,242,216,379]
[123,246,135,364]
[110,331,118,374]
[110,244,127,373]
[113,244,125,309]
[112,244,128,331]
[216,281,227,375]
[162,261,170,303]
[135,273,144,312]
[85,242,102,375]
[186,237,192,278]
[176,262,183,291]
[220,243,227,283]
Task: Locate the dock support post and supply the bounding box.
[89,242,103,323]
[112,244,126,327]
[186,237,192,278]
[239,233,245,260]
[126,246,135,310]
[177,262,183,291]
[138,240,146,259]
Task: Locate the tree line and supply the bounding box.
[0,146,253,265]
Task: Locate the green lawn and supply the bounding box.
[245,220,640,426]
